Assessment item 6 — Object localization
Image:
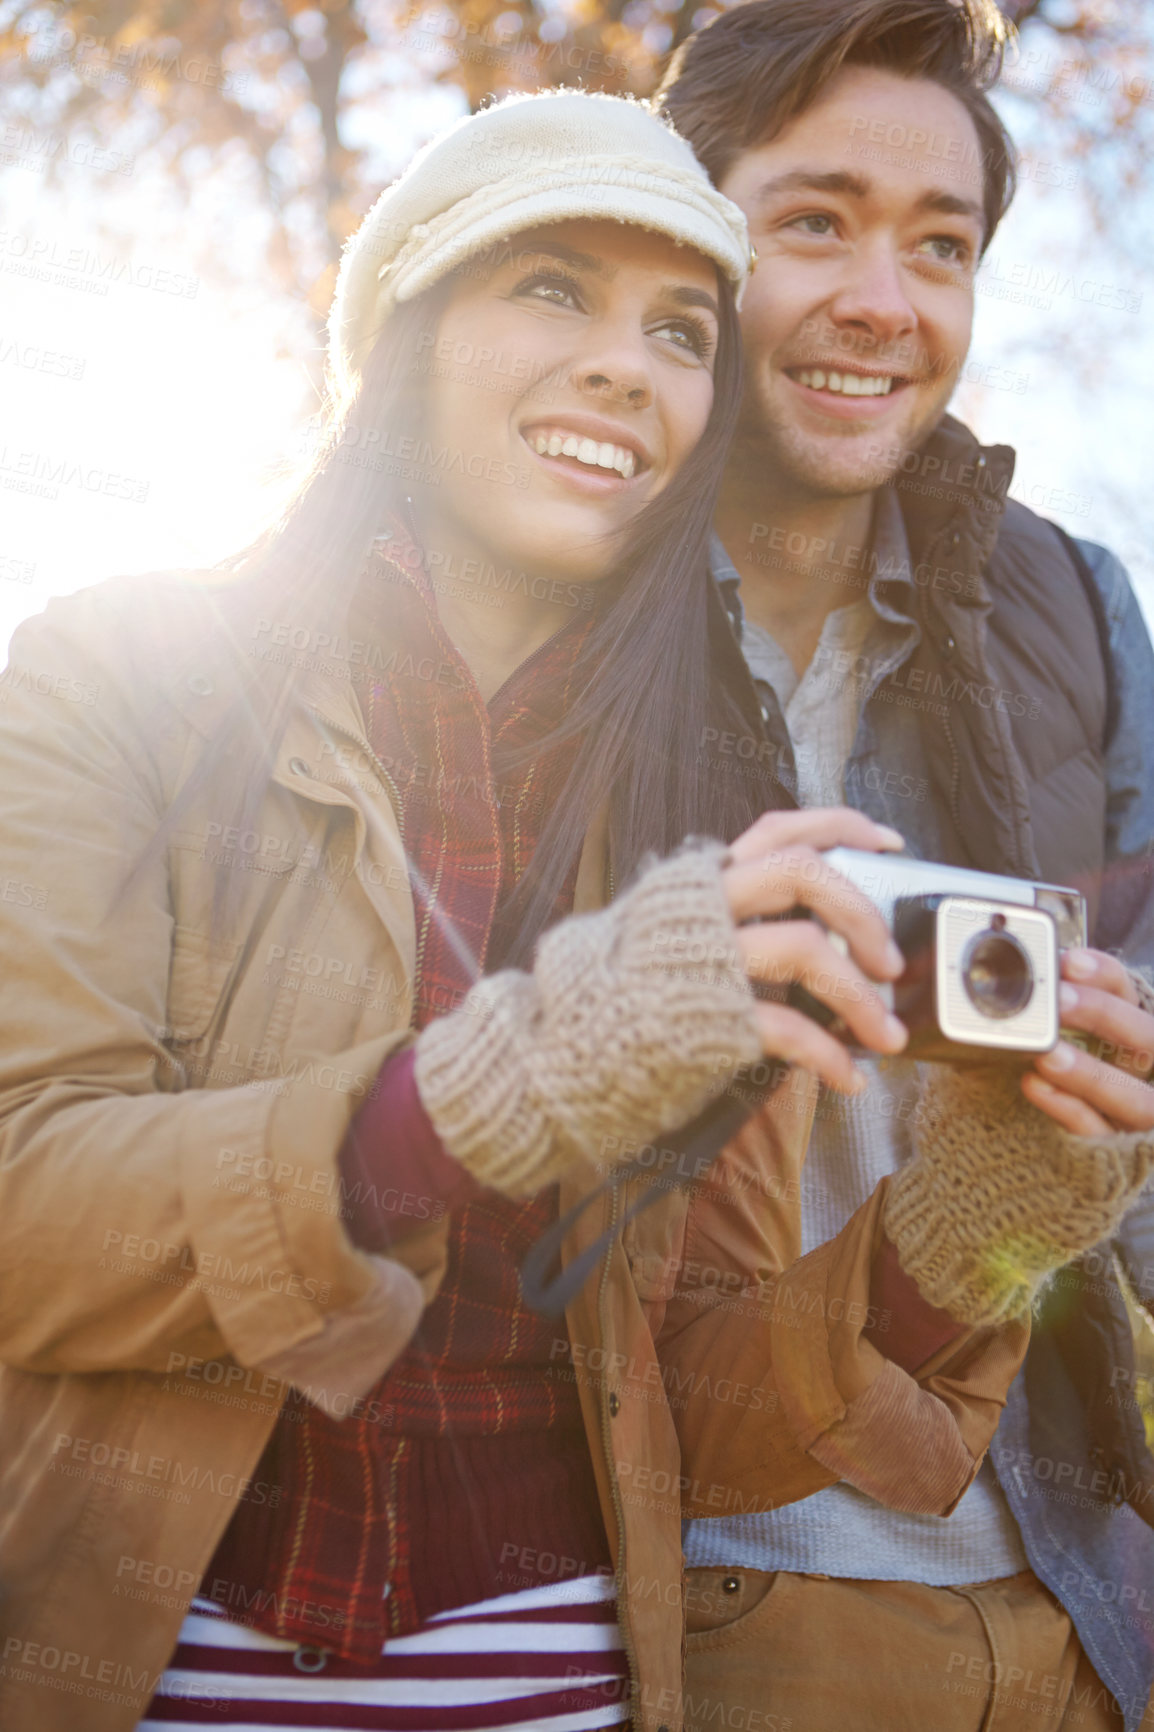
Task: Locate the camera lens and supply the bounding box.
[961,929,1034,1019]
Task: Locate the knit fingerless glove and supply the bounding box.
[413,843,763,1197]
[886,1064,1154,1327]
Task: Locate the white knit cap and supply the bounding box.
[328,89,752,399]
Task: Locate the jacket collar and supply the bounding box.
[894,413,1016,615]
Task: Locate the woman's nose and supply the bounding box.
[572,327,653,409]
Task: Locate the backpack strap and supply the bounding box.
[1047,520,1120,754]
[1041,1249,1154,1532]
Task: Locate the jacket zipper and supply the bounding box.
[305,706,406,846]
[597,1178,642,1720]
[939,708,963,833]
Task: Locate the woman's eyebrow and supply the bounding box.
[520,240,609,276]
[664,285,719,317]
[511,243,718,315]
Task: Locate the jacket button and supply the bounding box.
[187,673,214,696]
[722,1573,741,1594]
[949,530,961,548]
[942,634,956,657]
[289,756,310,776]
[292,1646,328,1672]
[608,1392,621,1417]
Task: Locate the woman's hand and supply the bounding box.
[1020,948,1154,1136]
[414,811,910,1196]
[722,808,910,1096]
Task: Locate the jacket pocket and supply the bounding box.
[684,1566,789,1647]
[621,1182,689,1305]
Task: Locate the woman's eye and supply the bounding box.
[514,272,582,308]
[654,318,714,360]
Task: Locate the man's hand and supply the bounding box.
[1020,948,1154,1137]
[722,807,910,1096]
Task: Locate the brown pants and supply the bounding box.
[683,1568,1153,1732]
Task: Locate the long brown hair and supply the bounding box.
[167,250,769,965]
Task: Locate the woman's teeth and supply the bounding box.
[795,369,895,397]
[529,431,636,479]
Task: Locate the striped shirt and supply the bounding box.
[138,1574,629,1730]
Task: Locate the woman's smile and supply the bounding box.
[520,410,651,490]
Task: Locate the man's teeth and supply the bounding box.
[530,430,636,478]
[795,369,895,396]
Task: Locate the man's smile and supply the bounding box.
[781,363,914,420]
[789,367,898,397]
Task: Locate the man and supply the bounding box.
[657,4,1154,1729]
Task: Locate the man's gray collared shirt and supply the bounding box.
[684,497,1028,1584]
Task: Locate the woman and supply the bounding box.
[0,92,1142,1732]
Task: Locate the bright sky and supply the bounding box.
[0,165,314,651]
[1,46,1151,658]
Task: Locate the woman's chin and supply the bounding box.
[475,524,625,593]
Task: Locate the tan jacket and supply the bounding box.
[0,570,1028,1732]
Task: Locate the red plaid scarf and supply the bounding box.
[204,537,613,1660]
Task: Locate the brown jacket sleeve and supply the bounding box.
[0,584,435,1404]
[652,1103,1029,1520]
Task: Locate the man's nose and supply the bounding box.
[828,241,918,350]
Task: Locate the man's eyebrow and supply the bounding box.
[751,169,872,206]
[910,188,985,228]
[752,169,985,230]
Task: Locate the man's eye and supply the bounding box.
[789,213,836,237]
[919,236,972,267]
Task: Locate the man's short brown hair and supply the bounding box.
[656,0,1017,250]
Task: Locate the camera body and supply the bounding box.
[802,849,1087,1065]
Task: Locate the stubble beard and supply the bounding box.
[731,368,942,508]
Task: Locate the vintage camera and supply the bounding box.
[793,849,1087,1065]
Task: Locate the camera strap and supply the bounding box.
[520,1069,774,1318]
